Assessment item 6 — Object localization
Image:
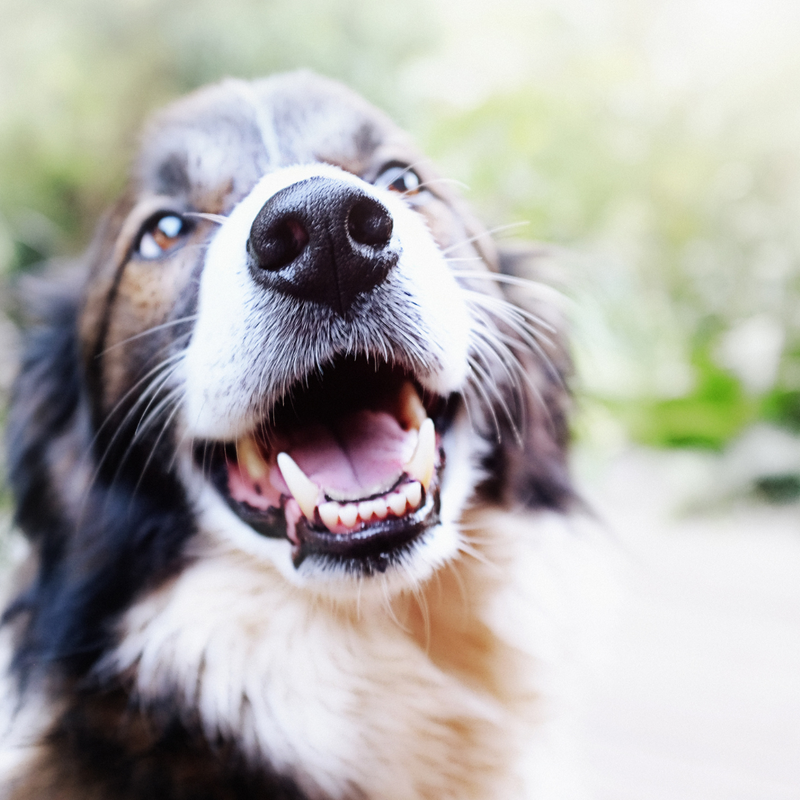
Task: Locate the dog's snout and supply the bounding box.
[247,177,399,313]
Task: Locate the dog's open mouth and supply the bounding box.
[196,357,452,573]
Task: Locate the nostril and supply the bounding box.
[249,216,310,272]
[347,197,393,249]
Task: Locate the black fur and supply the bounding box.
[5,284,194,679]
[31,687,315,800]
[474,249,574,512]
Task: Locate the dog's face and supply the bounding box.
[4,72,576,798]
[12,72,570,611]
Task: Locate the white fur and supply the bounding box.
[104,507,613,800]
[0,565,54,800]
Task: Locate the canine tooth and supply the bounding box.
[339,504,359,527]
[358,500,375,521]
[277,453,319,520]
[238,437,268,480]
[404,481,422,509]
[372,498,389,519]
[388,492,407,516]
[404,417,435,491]
[318,502,340,530]
[398,381,428,430]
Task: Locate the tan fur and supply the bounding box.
[91,505,606,800]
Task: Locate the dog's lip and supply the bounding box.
[289,480,442,573]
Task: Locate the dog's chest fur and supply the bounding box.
[3,510,594,800]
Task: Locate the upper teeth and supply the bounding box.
[239,437,268,480]
[397,380,428,430]
[242,384,437,531]
[276,452,319,520]
[404,418,435,491]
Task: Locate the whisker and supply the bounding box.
[133,366,186,438]
[443,559,470,614]
[79,352,187,513]
[183,211,228,225]
[89,350,186,451]
[466,360,503,442]
[99,318,197,355]
[464,293,562,386]
[462,289,556,335]
[409,176,470,195]
[133,382,185,441]
[456,540,495,570]
[468,355,522,445]
[439,222,530,256]
[469,329,529,431]
[443,256,485,264]
[450,269,567,306]
[130,394,185,502]
[411,581,431,654]
[91,358,185,498]
[471,331,544,424]
[467,302,556,429]
[168,421,194,474]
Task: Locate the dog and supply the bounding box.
[0,72,598,799]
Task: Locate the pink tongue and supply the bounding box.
[228,409,419,511]
[276,409,417,496]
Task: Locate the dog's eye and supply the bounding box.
[375,165,422,196]
[137,214,192,259]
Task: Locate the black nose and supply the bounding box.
[247,177,399,314]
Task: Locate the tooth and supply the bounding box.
[318,502,340,530]
[358,500,375,521]
[398,381,428,430]
[404,417,435,490]
[388,492,407,516]
[405,481,422,509]
[339,504,358,527]
[238,437,268,479]
[277,453,319,520]
[372,498,389,519]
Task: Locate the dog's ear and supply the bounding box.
[4,272,195,678]
[475,245,575,512]
[5,273,87,544]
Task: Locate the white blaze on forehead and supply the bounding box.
[228,79,284,167]
[182,162,472,440]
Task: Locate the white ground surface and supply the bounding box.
[578,447,800,800]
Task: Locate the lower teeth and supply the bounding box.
[314,481,423,531]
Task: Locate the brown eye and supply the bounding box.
[375,165,422,196]
[137,214,191,259]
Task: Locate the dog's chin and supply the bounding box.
[182,355,470,595]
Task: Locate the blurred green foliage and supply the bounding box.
[0,0,438,266]
[3,0,800,458]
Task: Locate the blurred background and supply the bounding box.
[0,0,798,797]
